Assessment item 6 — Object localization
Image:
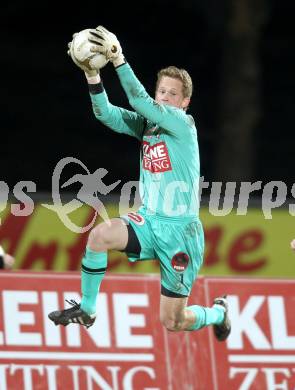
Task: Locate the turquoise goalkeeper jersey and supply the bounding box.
[89,63,200,218]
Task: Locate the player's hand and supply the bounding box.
[88,26,125,67]
[0,245,15,270]
[3,254,15,270]
[67,36,98,77]
[291,239,295,251]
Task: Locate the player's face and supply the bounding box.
[155,76,190,110]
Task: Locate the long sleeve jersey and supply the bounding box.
[89,63,200,218]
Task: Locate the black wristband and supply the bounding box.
[88,82,104,95]
[115,59,127,69]
[0,255,4,269]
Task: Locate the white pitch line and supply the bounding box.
[0,351,154,362]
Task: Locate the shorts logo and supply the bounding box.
[171,252,189,272]
[142,141,172,173]
[127,212,145,225]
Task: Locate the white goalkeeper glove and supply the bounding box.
[88,26,125,67]
[67,35,98,77]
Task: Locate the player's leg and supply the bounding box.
[160,294,191,330]
[48,210,155,328]
[156,219,231,340]
[160,291,228,335]
[78,211,154,319]
[48,218,128,328]
[80,218,129,315]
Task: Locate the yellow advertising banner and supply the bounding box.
[0,202,294,277]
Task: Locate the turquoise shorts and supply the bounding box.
[121,208,205,297]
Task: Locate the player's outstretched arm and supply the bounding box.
[88,26,192,136]
[89,85,146,140]
[67,32,144,140]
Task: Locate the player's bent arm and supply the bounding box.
[116,63,192,136]
[88,82,145,140]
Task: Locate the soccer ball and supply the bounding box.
[71,29,109,70]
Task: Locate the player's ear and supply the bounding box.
[181,97,190,110]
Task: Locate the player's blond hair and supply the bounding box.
[156,66,193,99]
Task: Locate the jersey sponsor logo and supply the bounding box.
[142,141,172,173]
[171,252,189,272]
[127,212,145,225]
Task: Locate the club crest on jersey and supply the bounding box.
[142,141,172,173]
[127,212,145,225]
[171,252,189,272]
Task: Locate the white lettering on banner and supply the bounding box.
[268,297,295,350]
[42,292,61,347]
[3,291,42,346]
[262,368,291,390]
[0,364,159,390]
[227,295,295,350]
[0,351,154,361]
[68,365,80,390]
[229,356,295,363]
[83,365,120,390]
[0,365,9,390]
[229,367,258,390]
[113,293,153,348]
[46,365,59,390]
[228,295,271,349]
[229,367,294,390]
[63,292,111,348]
[226,293,295,388]
[123,366,157,390]
[0,291,152,349]
[10,364,44,390]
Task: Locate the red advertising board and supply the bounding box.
[0,272,294,389]
[204,277,295,390]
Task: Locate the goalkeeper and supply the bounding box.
[48,26,231,340]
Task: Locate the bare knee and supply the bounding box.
[160,295,188,332]
[88,223,113,251]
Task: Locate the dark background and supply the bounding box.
[1,0,294,194]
